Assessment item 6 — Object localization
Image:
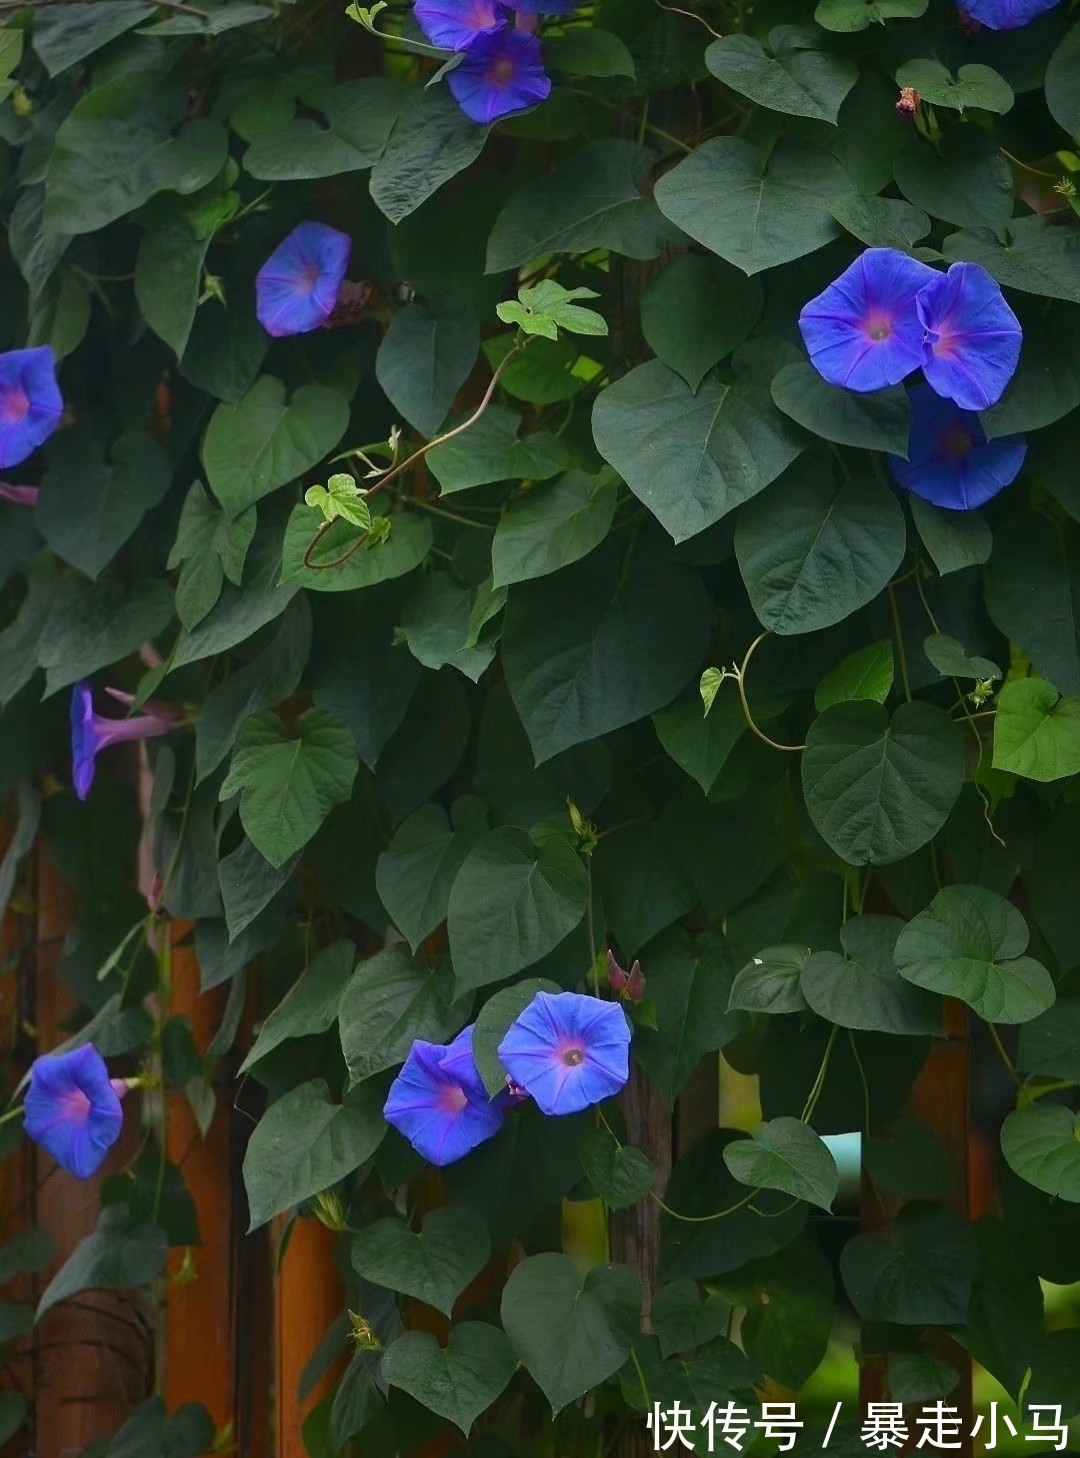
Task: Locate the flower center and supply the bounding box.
[439,1083,468,1115]
[298,262,321,294]
[60,1088,91,1121]
[863,311,892,343]
[489,57,516,85]
[939,426,974,460]
[561,1047,586,1067]
[1,388,29,423]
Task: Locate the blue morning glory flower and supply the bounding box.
[512,0,578,12]
[71,683,179,802]
[23,1045,125,1179]
[0,347,63,470]
[383,1025,504,1166]
[888,385,1026,511]
[798,248,938,393]
[497,991,630,1116]
[447,27,551,124]
[255,221,352,338]
[916,262,1021,412]
[960,0,1060,28]
[414,0,508,50]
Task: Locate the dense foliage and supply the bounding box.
[3,0,1080,1451]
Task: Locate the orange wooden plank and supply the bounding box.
[275,1215,346,1458]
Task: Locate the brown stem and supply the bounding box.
[302,343,525,572]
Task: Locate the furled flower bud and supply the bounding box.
[895,86,919,120]
[606,948,628,993]
[626,960,646,1003]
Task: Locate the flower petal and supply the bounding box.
[498,991,631,1116]
[0,346,63,470]
[961,0,1060,28]
[447,28,551,124]
[888,384,1026,511]
[917,261,1021,412]
[414,0,506,50]
[255,222,351,338]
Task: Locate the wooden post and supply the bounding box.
[33,844,150,1455]
[275,1216,346,1458]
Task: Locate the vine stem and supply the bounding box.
[302,342,527,572]
[987,1022,1022,1089]
[736,632,805,753]
[887,581,912,702]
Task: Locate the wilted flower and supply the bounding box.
[383,1025,503,1165]
[70,683,180,802]
[915,261,1022,412]
[888,385,1026,511]
[0,483,38,506]
[23,1045,126,1179]
[798,248,938,393]
[255,221,352,338]
[498,991,631,1116]
[447,27,551,124]
[414,0,507,50]
[895,86,919,119]
[0,347,63,470]
[959,0,1060,27]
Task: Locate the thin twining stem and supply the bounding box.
[737,632,806,753]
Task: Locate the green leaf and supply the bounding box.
[863,1117,950,1199]
[497,280,609,339]
[723,1117,838,1211]
[1027,1329,1080,1420]
[426,404,569,494]
[652,1281,732,1359]
[281,505,433,593]
[923,633,1000,683]
[801,701,964,866]
[370,86,489,224]
[653,689,758,797]
[1001,1104,1080,1202]
[471,976,561,1096]
[338,943,467,1084]
[580,1130,655,1210]
[1046,24,1080,139]
[706,26,857,124]
[895,60,1013,115]
[38,428,172,579]
[351,1207,490,1317]
[909,495,992,576]
[894,884,1055,1024]
[943,217,1080,306]
[986,512,1080,695]
[736,466,906,635]
[446,826,588,993]
[375,804,474,951]
[801,914,942,1035]
[239,941,354,1073]
[544,27,635,78]
[502,552,710,763]
[814,0,927,31]
[954,1217,1043,1399]
[134,215,210,359]
[815,642,894,711]
[44,74,227,235]
[491,470,617,588]
[242,1080,385,1229]
[397,572,500,682]
[244,78,408,180]
[827,194,931,251]
[202,376,350,519]
[722,1238,834,1388]
[727,945,810,1015]
[591,349,804,543]
[219,708,359,868]
[487,141,672,271]
[654,138,852,276]
[992,677,1080,782]
[640,255,762,393]
[979,312,1080,440]
[895,128,1014,233]
[1017,997,1080,1082]
[594,823,697,957]
[168,482,258,631]
[771,362,909,455]
[36,1207,166,1321]
[840,1209,976,1324]
[40,576,175,696]
[500,1253,642,1414]
[381,1323,516,1434]
[304,475,371,531]
[172,526,297,669]
[375,302,479,438]
[633,932,744,1106]
[31,1,144,74]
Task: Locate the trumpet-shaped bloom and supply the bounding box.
[960,0,1060,28]
[23,1046,125,1179]
[498,991,630,1116]
[0,347,63,470]
[414,0,507,50]
[383,1026,503,1165]
[447,28,551,124]
[255,221,351,338]
[889,385,1026,511]
[916,261,1021,412]
[798,248,939,393]
[71,683,179,801]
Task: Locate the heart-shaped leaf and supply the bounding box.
[351,1207,490,1316]
[896,60,1013,116]
[382,1323,516,1434]
[722,1117,838,1211]
[993,677,1080,782]
[727,945,810,1015]
[771,361,909,455]
[801,915,942,1035]
[580,1130,655,1211]
[815,0,927,30]
[706,26,857,124]
[338,944,467,1085]
[1001,1104,1080,1202]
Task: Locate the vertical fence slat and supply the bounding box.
[275,1215,345,1457]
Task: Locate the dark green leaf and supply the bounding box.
[943,218,1080,305]
[491,470,617,587]
[801,914,942,1035]
[426,404,569,494]
[771,362,909,455]
[895,60,1012,115]
[370,87,489,224]
[910,496,992,576]
[815,0,926,30]
[894,129,1014,232]
[634,932,744,1105]
[351,1207,490,1317]
[580,1130,655,1210]
[706,26,857,124]
[40,576,175,695]
[381,1323,516,1434]
[376,804,474,952]
[375,301,479,438]
[1017,996,1080,1081]
[727,945,810,1015]
[954,1217,1043,1399]
[816,641,894,711]
[721,1238,833,1388]
[1001,1104,1080,1201]
[338,943,467,1084]
[723,1119,837,1210]
[471,976,561,1096]
[1046,24,1080,138]
[244,78,407,179]
[240,940,354,1073]
[37,1207,167,1320]
[641,256,762,392]
[840,1209,976,1324]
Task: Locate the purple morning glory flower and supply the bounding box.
[497,991,630,1117]
[71,683,179,802]
[915,262,1021,413]
[383,1025,504,1166]
[512,0,578,11]
[447,27,551,124]
[798,248,939,394]
[414,0,507,50]
[888,384,1026,511]
[23,1045,126,1179]
[960,0,1060,28]
[0,347,63,471]
[255,221,351,339]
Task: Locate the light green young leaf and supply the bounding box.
[304,474,372,530]
[993,677,1080,782]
